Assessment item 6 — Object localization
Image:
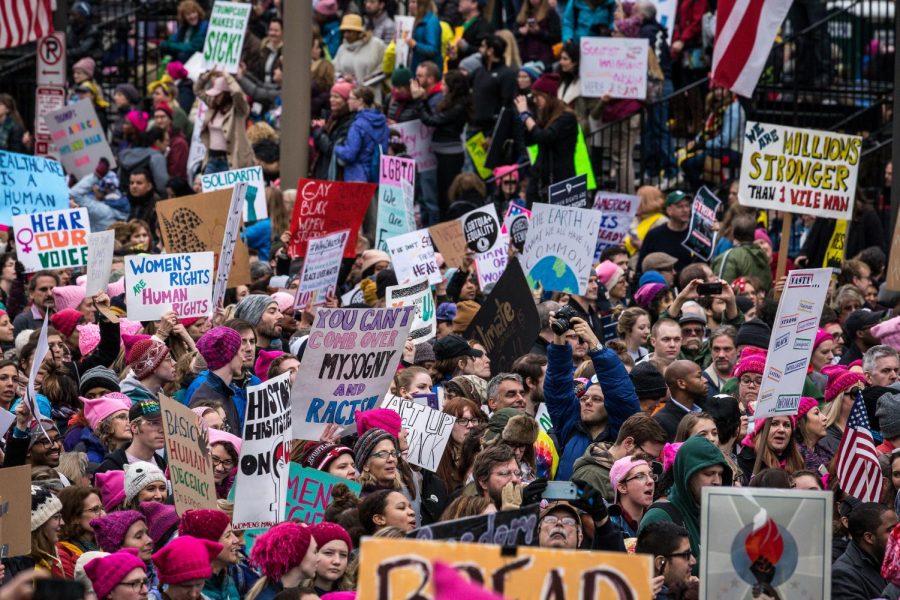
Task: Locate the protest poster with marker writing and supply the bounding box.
[12,208,90,273]
[0,150,68,225]
[202,1,251,73]
[200,166,267,222]
[124,252,214,322]
[85,230,116,297]
[387,229,442,285]
[159,394,218,514]
[520,203,601,295]
[288,179,374,259]
[376,154,416,252]
[381,395,454,471]
[295,229,350,309]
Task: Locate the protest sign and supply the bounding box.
[428,219,467,269]
[381,395,454,471]
[156,189,251,288]
[502,204,531,253]
[520,203,601,295]
[823,219,847,271]
[465,132,492,179]
[0,407,14,439]
[461,204,506,289]
[288,179,374,259]
[24,315,50,435]
[341,284,365,306]
[0,151,68,225]
[291,307,414,440]
[12,208,90,272]
[43,100,115,179]
[408,505,539,545]
[754,268,831,420]
[85,230,116,296]
[592,192,640,259]
[376,155,417,251]
[464,258,540,373]
[0,465,32,558]
[681,186,720,261]
[186,101,208,179]
[212,184,245,309]
[386,278,436,344]
[549,174,589,208]
[357,538,653,599]
[202,1,251,73]
[888,217,900,291]
[394,16,415,68]
[233,371,292,529]
[295,229,350,308]
[701,487,832,600]
[387,229,441,285]
[160,394,217,514]
[738,121,862,220]
[125,252,214,322]
[200,166,267,222]
[580,37,649,99]
[393,120,437,172]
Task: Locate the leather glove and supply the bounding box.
[573,482,610,522]
[522,478,548,506]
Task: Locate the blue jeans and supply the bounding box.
[642,79,677,177]
[417,169,441,226]
[204,155,229,175]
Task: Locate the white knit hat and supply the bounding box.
[124,461,167,504]
[31,484,62,531]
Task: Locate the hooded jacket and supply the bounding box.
[571,441,616,501]
[711,243,772,291]
[334,109,389,183]
[118,146,169,193]
[120,373,158,404]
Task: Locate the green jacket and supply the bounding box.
[571,441,616,503]
[711,243,772,291]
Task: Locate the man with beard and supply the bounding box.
[191,327,247,434]
[6,404,62,470]
[234,294,284,351]
[13,270,59,336]
[97,399,168,472]
[472,445,521,511]
[653,360,709,442]
[840,309,884,365]
[702,326,737,394]
[832,502,898,599]
[512,354,547,416]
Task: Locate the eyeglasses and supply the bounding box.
[624,472,657,483]
[542,515,577,527]
[681,327,704,336]
[212,457,235,469]
[739,376,762,386]
[666,550,693,561]
[455,417,481,427]
[117,578,149,592]
[82,505,104,516]
[492,468,522,478]
[371,450,398,460]
[34,435,61,447]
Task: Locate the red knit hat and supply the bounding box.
[355,408,402,437]
[310,522,353,552]
[823,364,867,403]
[51,308,83,337]
[127,338,170,379]
[250,522,313,581]
[178,509,231,542]
[152,535,222,584]
[531,72,561,97]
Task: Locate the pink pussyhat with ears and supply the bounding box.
[52,285,86,311]
[432,561,503,599]
[95,470,126,512]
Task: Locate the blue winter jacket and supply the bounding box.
[334,109,389,183]
[183,370,261,428]
[544,343,640,480]
[412,12,443,70]
[561,0,616,42]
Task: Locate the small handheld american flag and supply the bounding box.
[836,389,883,503]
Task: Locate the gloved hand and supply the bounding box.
[522,478,548,506]
[573,482,609,523]
[500,481,523,511]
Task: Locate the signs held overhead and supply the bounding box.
[0,151,69,225]
[211,183,246,309]
[548,174,589,208]
[681,187,720,262]
[375,154,417,252]
[125,252,214,322]
[461,204,506,289]
[85,230,116,296]
[288,179,374,259]
[381,395,455,471]
[200,166,268,222]
[43,100,116,179]
[579,37,649,100]
[202,1,252,73]
[12,208,90,272]
[593,191,640,259]
[386,229,442,285]
[428,219,467,270]
[295,229,350,308]
[408,504,540,545]
[502,203,531,254]
[159,394,218,514]
[386,278,437,344]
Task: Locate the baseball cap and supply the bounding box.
[845,309,884,340]
[436,302,457,323]
[129,399,162,422]
[433,335,483,361]
[665,190,690,207]
[539,501,582,525]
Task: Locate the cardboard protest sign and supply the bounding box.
[43,100,115,178]
[0,151,68,225]
[381,395,454,471]
[202,1,251,73]
[579,37,649,99]
[393,120,437,172]
[520,203,602,295]
[386,278,436,344]
[291,307,414,440]
[701,487,832,600]
[387,229,441,285]
[461,204,506,289]
[738,121,862,220]
[428,219,467,269]
[464,258,540,373]
[156,189,251,287]
[357,538,654,599]
[233,371,292,529]
[295,229,350,308]
[376,155,416,251]
[502,204,531,253]
[200,166,267,222]
[548,174,589,208]
[125,252,214,321]
[288,179,374,259]
[754,268,831,420]
[212,184,245,309]
[0,465,32,558]
[160,394,217,514]
[681,186,720,261]
[12,208,90,272]
[85,230,116,296]
[409,504,539,545]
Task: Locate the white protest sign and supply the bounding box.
[393,120,437,172]
[291,307,414,441]
[24,315,51,438]
[295,229,350,309]
[520,203,601,295]
[341,284,365,307]
[125,252,214,321]
[754,268,831,420]
[579,37,648,100]
[376,155,416,251]
[461,204,507,290]
[738,122,862,220]
[85,230,116,296]
[186,101,207,180]
[43,101,115,178]
[394,16,415,68]
[202,1,251,73]
[200,166,267,222]
[592,192,640,260]
[386,229,441,285]
[212,183,245,309]
[12,208,90,273]
[233,371,292,529]
[381,395,454,472]
[386,278,436,344]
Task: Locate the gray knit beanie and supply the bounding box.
[234,294,276,326]
[353,428,396,468]
[876,391,900,439]
[79,366,121,396]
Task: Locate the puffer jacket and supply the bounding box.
[334,109,389,183]
[711,243,773,290]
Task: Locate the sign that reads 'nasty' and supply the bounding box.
[160,394,217,514]
[288,179,374,259]
[13,208,90,272]
[291,307,414,441]
[381,395,454,471]
[125,252,214,322]
[0,151,68,225]
[202,1,251,73]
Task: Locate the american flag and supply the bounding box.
[836,390,884,503]
[0,0,53,50]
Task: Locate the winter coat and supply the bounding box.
[190,372,241,435]
[562,0,616,42]
[711,243,772,290]
[334,109,389,183]
[418,96,468,146]
[470,63,517,132]
[799,209,885,267]
[95,443,168,474]
[118,146,169,193]
[72,426,107,464]
[832,540,886,600]
[672,0,707,48]
[516,12,562,66]
[544,343,641,481]
[195,74,255,170]
[184,370,258,429]
[333,35,387,97]
[640,18,672,79]
[653,399,697,442]
[312,111,355,180]
[203,570,240,600]
[411,12,443,70]
[571,441,615,501]
[121,373,158,404]
[161,20,209,63]
[525,111,579,192]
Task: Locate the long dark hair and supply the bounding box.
[559,41,580,84]
[437,70,472,116]
[0,94,25,129]
[534,91,570,128]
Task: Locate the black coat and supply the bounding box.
[653,399,691,442]
[312,112,355,180]
[832,540,886,600]
[799,208,885,267]
[95,444,168,474]
[418,100,469,145]
[525,111,579,194]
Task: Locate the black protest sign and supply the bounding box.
[548,174,589,208]
[408,504,539,546]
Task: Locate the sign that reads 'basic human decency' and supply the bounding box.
[203,1,251,73]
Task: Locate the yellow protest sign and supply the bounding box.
[823,219,847,270]
[357,537,653,599]
[466,132,492,179]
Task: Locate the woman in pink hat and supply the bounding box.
[78,392,133,463]
[152,535,223,600]
[820,364,868,453]
[808,329,837,394]
[609,456,656,540]
[208,427,242,499]
[247,523,318,600]
[794,396,832,474]
[736,415,804,485]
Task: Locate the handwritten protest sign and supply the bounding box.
[393,120,437,172]
[381,395,454,471]
[376,155,416,251]
[394,16,415,67]
[428,219,467,269]
[593,192,640,260]
[357,538,653,599]
[85,230,116,296]
[187,101,207,179]
[43,100,115,178]
[295,229,349,308]
[738,122,862,220]
[520,203,601,295]
[502,204,531,254]
[0,465,31,558]
[386,278,436,344]
[233,371,292,529]
[682,186,720,261]
[549,174,589,208]
[754,268,831,420]
[200,166,267,222]
[13,208,90,272]
[203,1,251,73]
[288,179,374,258]
[0,151,68,225]
[125,252,214,322]
[212,184,245,309]
[701,487,832,600]
[291,307,414,440]
[408,505,539,545]
[160,394,217,514]
[580,37,648,99]
[387,229,441,285]
[461,204,506,289]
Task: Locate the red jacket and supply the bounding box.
[672,0,707,47]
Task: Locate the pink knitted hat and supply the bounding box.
[732,348,767,378]
[77,323,101,356]
[813,328,834,351]
[166,61,189,80]
[51,285,85,311]
[126,110,149,133]
[250,522,313,581]
[208,427,242,454]
[270,291,294,313]
[120,319,144,337]
[433,561,503,599]
[662,442,683,473]
[95,470,126,512]
[595,260,623,289]
[355,407,402,437]
[310,522,353,552]
[609,456,649,498]
[108,277,126,298]
[137,501,180,546]
[871,315,900,350]
[196,326,242,371]
[152,535,222,584]
[51,308,83,338]
[823,364,867,403]
[90,510,145,552]
[796,396,820,421]
[84,548,146,600]
[754,228,772,247]
[255,349,286,381]
[178,509,230,542]
[82,392,132,430]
